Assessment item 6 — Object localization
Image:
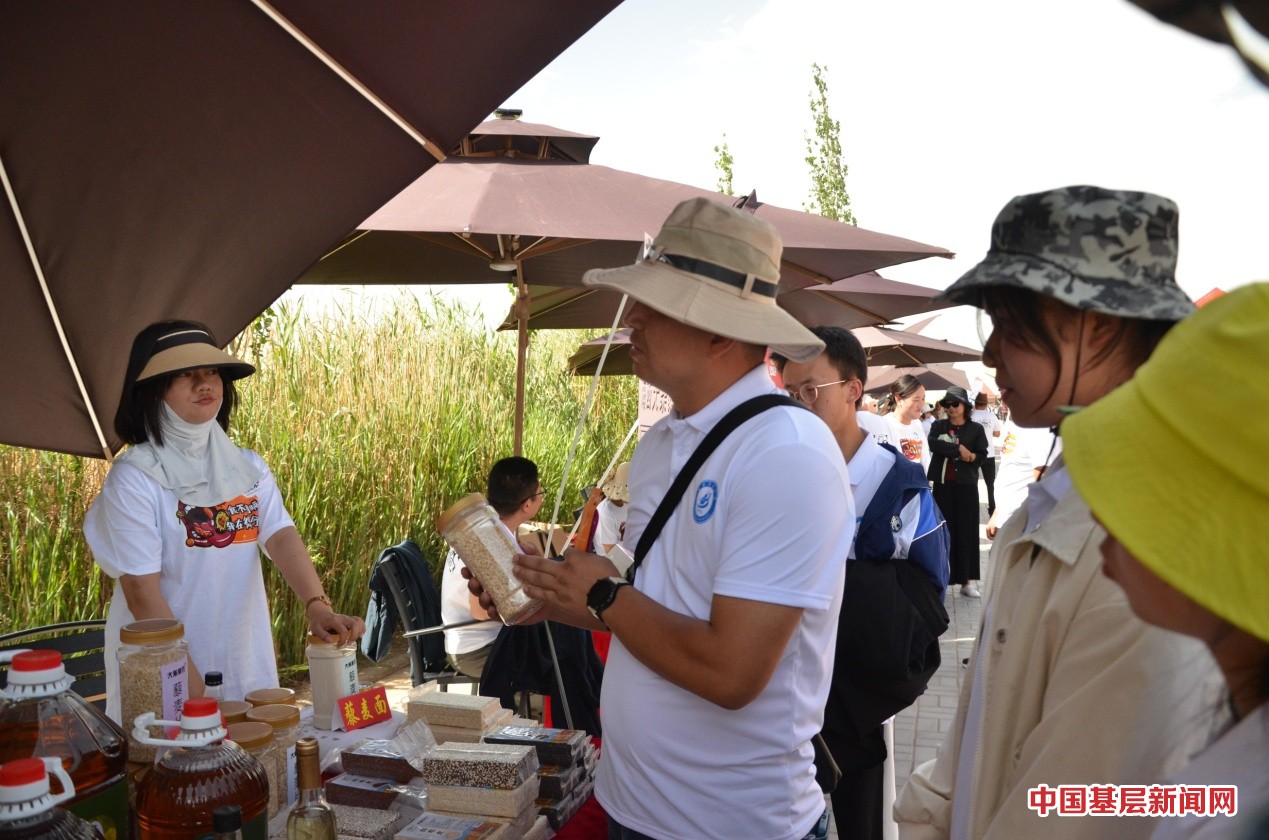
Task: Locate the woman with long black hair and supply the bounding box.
[926,386,987,597]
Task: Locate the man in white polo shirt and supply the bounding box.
[469,198,852,840]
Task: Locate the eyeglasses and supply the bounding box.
[787,378,853,406]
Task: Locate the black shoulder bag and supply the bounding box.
[624,393,842,794]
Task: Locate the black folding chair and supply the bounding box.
[372,541,481,692]
[0,620,109,709]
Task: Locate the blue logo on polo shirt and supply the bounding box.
[693,480,718,523]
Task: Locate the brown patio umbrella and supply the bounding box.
[0,1,620,459]
[299,139,953,451]
[525,269,951,332]
[569,323,979,377]
[853,326,981,367]
[864,365,971,396]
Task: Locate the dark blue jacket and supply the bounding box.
[856,443,950,600]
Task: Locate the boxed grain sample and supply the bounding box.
[483,724,588,767]
[393,812,506,839]
[429,708,514,745]
[420,742,538,790]
[330,804,406,840]
[325,773,401,810]
[426,775,540,819]
[407,690,506,730]
[428,804,537,839]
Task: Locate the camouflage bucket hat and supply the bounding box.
[938,185,1196,321]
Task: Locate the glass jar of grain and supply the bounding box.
[243,687,296,708]
[225,721,282,818]
[218,699,254,726]
[436,493,544,625]
[245,704,301,809]
[117,618,188,763]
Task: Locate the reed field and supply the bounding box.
[0,296,637,669]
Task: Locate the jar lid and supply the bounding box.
[225,721,274,750]
[119,617,184,645]
[244,687,296,707]
[218,700,254,724]
[245,703,301,729]
[435,492,488,534]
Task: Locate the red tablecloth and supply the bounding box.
[553,793,607,839]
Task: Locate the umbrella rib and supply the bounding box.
[0,153,112,460]
[250,0,447,162]
[799,287,890,326]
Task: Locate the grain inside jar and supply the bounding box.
[436,493,543,625]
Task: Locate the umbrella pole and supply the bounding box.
[514,271,529,456]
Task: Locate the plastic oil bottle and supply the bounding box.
[0,650,127,839]
[133,698,269,840]
[0,756,103,839]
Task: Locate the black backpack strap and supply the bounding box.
[628,393,803,583]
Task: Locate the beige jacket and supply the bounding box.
[894,474,1222,840]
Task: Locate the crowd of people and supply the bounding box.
[82,188,1266,840]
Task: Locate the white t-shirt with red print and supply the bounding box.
[886,415,931,471]
[85,449,296,723]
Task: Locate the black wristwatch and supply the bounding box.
[586,576,630,622]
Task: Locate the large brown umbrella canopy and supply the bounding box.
[864,365,971,396]
[524,269,951,332]
[0,2,620,458]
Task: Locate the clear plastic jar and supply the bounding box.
[225,722,282,819]
[436,493,543,625]
[217,700,253,726]
[243,687,295,708]
[305,635,358,731]
[244,704,300,809]
[117,618,189,763]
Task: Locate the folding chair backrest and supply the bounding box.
[375,541,448,683]
[0,620,109,709]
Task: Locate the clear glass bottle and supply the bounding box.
[305,635,358,731]
[132,698,269,840]
[286,738,335,840]
[436,492,544,624]
[0,756,103,840]
[0,650,127,837]
[117,618,189,764]
[203,671,224,702]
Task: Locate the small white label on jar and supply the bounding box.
[160,656,188,719]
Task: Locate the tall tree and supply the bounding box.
[714,134,735,196]
[804,63,857,225]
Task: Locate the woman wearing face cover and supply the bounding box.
[1064,284,1269,840]
[85,321,365,724]
[895,187,1221,840]
[926,386,988,598]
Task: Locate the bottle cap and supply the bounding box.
[225,721,275,751]
[244,687,296,707]
[1,650,70,691]
[204,671,223,687]
[212,804,243,832]
[245,703,301,729]
[436,492,489,533]
[119,617,184,645]
[179,697,221,730]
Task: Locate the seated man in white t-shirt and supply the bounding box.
[441,456,544,679]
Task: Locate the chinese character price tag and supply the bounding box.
[336,685,392,731]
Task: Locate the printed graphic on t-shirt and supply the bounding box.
[1001,431,1018,456]
[175,495,261,548]
[899,437,923,463]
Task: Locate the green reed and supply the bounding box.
[0,296,636,668]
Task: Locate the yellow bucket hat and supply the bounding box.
[1064,282,1269,643]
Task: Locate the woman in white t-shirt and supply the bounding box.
[885,374,930,471]
[84,321,365,721]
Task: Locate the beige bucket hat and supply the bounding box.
[582,198,825,362]
[600,462,630,503]
[136,326,255,383]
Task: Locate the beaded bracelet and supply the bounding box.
[305,594,333,611]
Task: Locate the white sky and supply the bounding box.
[292,0,1268,355]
